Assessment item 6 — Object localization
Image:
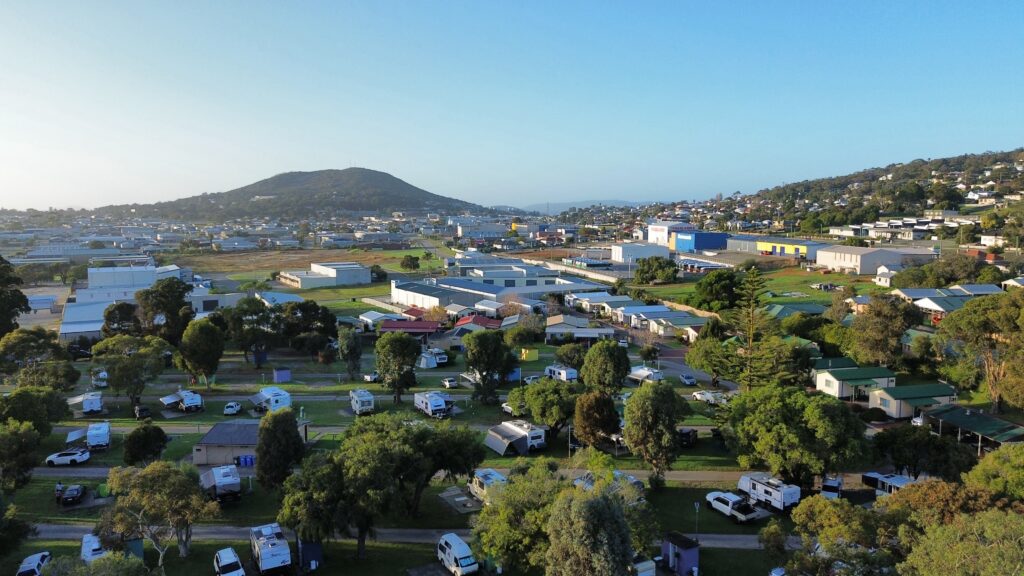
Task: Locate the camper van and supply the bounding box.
[427,348,449,364]
[201,465,242,502]
[437,533,478,575]
[483,420,547,456]
[249,523,292,575]
[249,387,292,413]
[160,390,204,413]
[414,392,451,419]
[67,392,103,415]
[544,364,578,382]
[349,389,375,415]
[468,468,507,505]
[737,472,801,511]
[626,366,664,385]
[80,534,108,564]
[861,472,920,497]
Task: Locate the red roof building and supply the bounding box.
[454,315,502,330]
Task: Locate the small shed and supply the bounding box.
[661,531,699,576]
[273,367,292,384]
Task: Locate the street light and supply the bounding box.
[693,501,700,543]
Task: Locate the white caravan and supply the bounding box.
[737,472,801,511]
[414,392,451,419]
[159,390,204,412]
[249,387,292,413]
[861,472,921,497]
[626,366,664,385]
[349,389,375,415]
[80,534,108,564]
[201,465,242,502]
[468,468,507,505]
[544,364,578,382]
[67,392,103,415]
[249,523,292,575]
[483,420,547,456]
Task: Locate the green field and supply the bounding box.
[642,266,886,305]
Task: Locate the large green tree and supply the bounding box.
[255,408,305,490]
[544,488,634,576]
[101,301,142,338]
[623,380,687,485]
[0,327,65,373]
[687,269,740,311]
[725,385,867,489]
[0,256,30,341]
[900,510,1024,576]
[0,419,41,493]
[135,277,194,345]
[554,343,587,371]
[280,300,338,346]
[962,443,1024,502]
[92,335,173,404]
[725,267,784,390]
[873,424,977,481]
[786,495,898,575]
[123,420,169,465]
[0,386,69,436]
[573,391,620,447]
[633,256,678,284]
[174,319,225,388]
[463,330,517,404]
[374,331,420,403]
[507,377,581,441]
[221,296,277,365]
[579,340,630,394]
[849,294,919,368]
[278,452,346,544]
[336,327,363,381]
[15,361,80,391]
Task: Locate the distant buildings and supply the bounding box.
[277,262,371,289]
[815,246,937,275]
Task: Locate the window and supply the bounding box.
[504,280,515,287]
[526,279,537,286]
[879,398,890,408]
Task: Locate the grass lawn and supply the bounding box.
[178,247,448,276]
[648,482,786,536]
[682,400,718,426]
[700,548,779,576]
[0,539,437,576]
[11,477,107,523]
[959,387,1024,425]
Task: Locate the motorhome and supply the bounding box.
[626,366,664,385]
[437,533,478,575]
[414,392,451,419]
[249,523,292,575]
[468,468,507,505]
[67,392,103,415]
[820,475,844,500]
[861,472,920,497]
[249,387,292,413]
[159,390,204,412]
[483,420,547,456]
[80,534,108,564]
[737,472,801,511]
[201,465,242,502]
[544,364,578,382]
[427,347,449,364]
[349,389,375,415]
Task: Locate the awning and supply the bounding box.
[66,429,86,444]
[159,392,185,407]
[248,392,269,406]
[905,397,939,407]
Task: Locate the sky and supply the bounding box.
[0,1,1022,210]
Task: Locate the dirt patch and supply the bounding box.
[177,248,440,274]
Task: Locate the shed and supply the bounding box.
[272,367,292,384]
[661,531,699,576]
[192,420,260,466]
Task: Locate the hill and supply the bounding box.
[95,168,482,220]
[522,199,651,213]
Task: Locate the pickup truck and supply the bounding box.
[705,491,769,523]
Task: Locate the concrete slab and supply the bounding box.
[438,485,481,514]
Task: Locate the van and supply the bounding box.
[437,533,478,575]
[80,534,108,564]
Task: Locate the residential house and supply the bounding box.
[868,384,957,420]
[815,366,896,400]
[545,315,615,342]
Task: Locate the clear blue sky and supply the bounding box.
[1,1,1022,210]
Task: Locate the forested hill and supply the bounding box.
[94,168,482,220]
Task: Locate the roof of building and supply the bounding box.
[197,421,260,446]
[455,315,502,329]
[256,291,304,306]
[948,284,1002,296]
[379,320,441,334]
[925,404,1024,443]
[763,303,828,319]
[546,314,589,328]
[729,235,829,247]
[822,366,896,380]
[915,296,972,313]
[873,383,956,400]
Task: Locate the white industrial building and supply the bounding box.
[645,221,694,247]
[610,242,670,264]
[815,246,937,275]
[277,262,371,289]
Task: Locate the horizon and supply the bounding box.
[1,2,1023,210]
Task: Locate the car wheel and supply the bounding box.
[47,461,55,467]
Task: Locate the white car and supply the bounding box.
[80,534,108,564]
[679,373,697,386]
[223,401,242,416]
[441,377,458,389]
[617,339,629,348]
[213,547,246,576]
[364,371,380,382]
[45,448,90,467]
[501,402,516,415]
[523,375,540,385]
[16,551,51,576]
[691,390,716,403]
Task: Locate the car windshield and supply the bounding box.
[219,560,242,572]
[458,556,477,568]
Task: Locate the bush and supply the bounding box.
[860,407,887,422]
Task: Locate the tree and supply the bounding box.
[787,495,897,575]
[101,302,141,338]
[849,294,919,368]
[423,305,449,324]
[123,420,169,465]
[687,269,740,311]
[0,256,30,341]
[337,327,363,380]
[369,264,387,282]
[758,518,789,568]
[221,296,276,365]
[374,332,420,403]
[725,385,866,489]
[725,267,782,390]
[579,340,630,394]
[823,285,856,324]
[255,408,305,490]
[15,361,80,391]
[507,378,580,441]
[900,510,1024,576]
[0,386,69,436]
[638,344,659,363]
[503,325,533,349]
[400,255,420,271]
[473,458,566,573]
[962,443,1024,502]
[684,337,727,381]
[633,256,678,284]
[280,300,337,345]
[92,335,173,404]
[884,479,1020,533]
[544,488,633,576]
[135,277,194,345]
[624,381,687,486]
[555,343,587,371]
[0,327,65,373]
[0,419,41,493]
[278,452,346,544]
[174,319,225,388]
[106,462,219,566]
[873,424,977,480]
[939,291,1024,413]
[463,330,516,404]
[573,391,620,447]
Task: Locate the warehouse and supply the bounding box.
[646,221,694,247]
[671,231,728,253]
[278,262,371,289]
[610,242,669,263]
[816,246,938,275]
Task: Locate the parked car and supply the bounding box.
[62,484,86,506]
[677,427,698,448]
[679,373,697,386]
[363,372,380,383]
[705,491,766,523]
[133,405,151,419]
[16,551,51,576]
[441,377,458,389]
[501,402,522,415]
[223,401,242,416]
[213,547,246,576]
[67,345,92,360]
[523,375,541,385]
[45,448,90,467]
[691,390,717,403]
[617,339,629,348]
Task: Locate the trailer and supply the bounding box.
[248,387,292,413]
[626,366,664,385]
[159,390,204,412]
[86,423,111,450]
[737,472,801,512]
[414,392,451,419]
[349,389,375,415]
[820,475,844,500]
[67,392,103,415]
[544,364,578,382]
[201,465,242,502]
[483,420,547,456]
[468,468,507,505]
[861,472,920,497]
[249,523,292,575]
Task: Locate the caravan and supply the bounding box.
[159,390,204,413]
[201,465,242,502]
[626,366,664,385]
[737,472,801,511]
[67,392,103,415]
[249,387,292,414]
[468,468,507,505]
[544,364,578,382]
[249,523,292,575]
[861,472,920,497]
[349,389,375,415]
[483,420,547,456]
[65,422,111,451]
[80,534,108,564]
[414,392,451,419]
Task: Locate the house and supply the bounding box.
[545,315,615,342]
[845,295,872,314]
[192,420,260,466]
[889,288,956,303]
[947,284,1002,297]
[358,311,404,331]
[810,357,858,381]
[782,335,820,355]
[612,305,671,325]
[913,296,973,324]
[873,264,903,287]
[816,246,937,275]
[256,292,304,307]
[444,303,475,319]
[1001,277,1024,290]
[454,315,502,332]
[565,291,633,313]
[649,315,708,339]
[378,321,440,342]
[868,384,957,419]
[474,300,503,318]
[815,366,896,400]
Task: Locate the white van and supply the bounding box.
[80,534,108,564]
[437,533,478,575]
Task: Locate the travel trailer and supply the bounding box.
[737,472,801,511]
[249,387,292,413]
[349,389,375,415]
[415,392,452,418]
[468,468,507,505]
[249,523,292,575]
[159,390,204,412]
[201,465,242,502]
[861,472,921,497]
[544,364,578,382]
[483,420,547,456]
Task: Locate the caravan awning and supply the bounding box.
[66,429,86,444]
[159,392,185,407]
[248,391,269,406]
